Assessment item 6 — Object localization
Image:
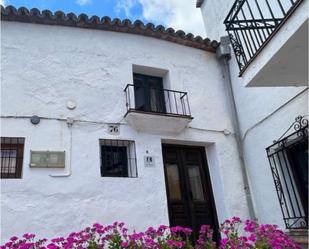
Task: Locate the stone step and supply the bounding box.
[288,230,308,249]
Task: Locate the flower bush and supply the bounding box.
[1,218,301,249]
[219,217,301,249]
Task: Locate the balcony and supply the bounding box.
[224,0,308,86]
[124,84,193,133]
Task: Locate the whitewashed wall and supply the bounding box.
[0,21,250,241]
[200,0,308,229]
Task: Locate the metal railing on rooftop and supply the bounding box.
[224,0,304,75]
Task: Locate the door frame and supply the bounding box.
[162,143,220,241]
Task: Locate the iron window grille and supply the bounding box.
[224,0,304,74]
[100,139,137,178]
[266,116,308,229]
[1,137,25,179]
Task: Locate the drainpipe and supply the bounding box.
[216,36,256,219]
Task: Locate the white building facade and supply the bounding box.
[1,7,250,241]
[0,0,308,246]
[198,0,308,245]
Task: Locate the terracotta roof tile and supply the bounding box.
[1,5,219,52]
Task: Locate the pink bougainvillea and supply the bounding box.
[219,217,301,249]
[1,218,301,249]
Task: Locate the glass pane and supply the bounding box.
[287,141,308,214]
[134,80,146,111]
[188,166,205,201]
[166,163,182,200]
[102,146,128,177]
[148,78,165,113]
[150,88,159,111]
[1,150,17,174]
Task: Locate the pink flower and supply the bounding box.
[22,234,35,240]
[248,233,256,242]
[183,228,192,235]
[9,237,18,242]
[93,223,103,230]
[167,240,185,248]
[63,242,73,249]
[158,225,168,231]
[144,237,157,247]
[128,232,144,241]
[4,242,12,248]
[244,219,257,233]
[145,226,156,237]
[120,242,129,248]
[170,226,192,235]
[231,217,241,223]
[0,218,301,249]
[200,225,211,233]
[46,243,58,249]
[50,238,64,243]
[19,243,34,249]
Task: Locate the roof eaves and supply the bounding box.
[1,5,219,53]
[196,0,204,8]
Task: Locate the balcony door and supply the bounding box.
[133,73,166,113]
[162,144,219,242]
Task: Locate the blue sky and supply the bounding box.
[2,0,145,22]
[1,0,206,36]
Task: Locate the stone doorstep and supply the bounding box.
[288,230,308,249]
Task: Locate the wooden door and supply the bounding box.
[162,145,219,242]
[133,73,166,113]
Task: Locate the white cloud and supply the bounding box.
[116,0,206,37]
[0,0,6,6]
[76,0,92,6]
[115,0,137,17]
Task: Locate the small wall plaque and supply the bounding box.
[30,151,65,168]
[144,156,155,167]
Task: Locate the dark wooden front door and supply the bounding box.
[162,144,219,241]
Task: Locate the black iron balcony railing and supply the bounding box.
[266,116,308,229]
[224,0,304,74]
[124,84,192,117]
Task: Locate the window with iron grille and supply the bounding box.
[100,139,137,178]
[1,137,25,179]
[266,116,308,229]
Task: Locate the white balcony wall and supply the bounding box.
[202,0,308,86]
[199,0,308,229]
